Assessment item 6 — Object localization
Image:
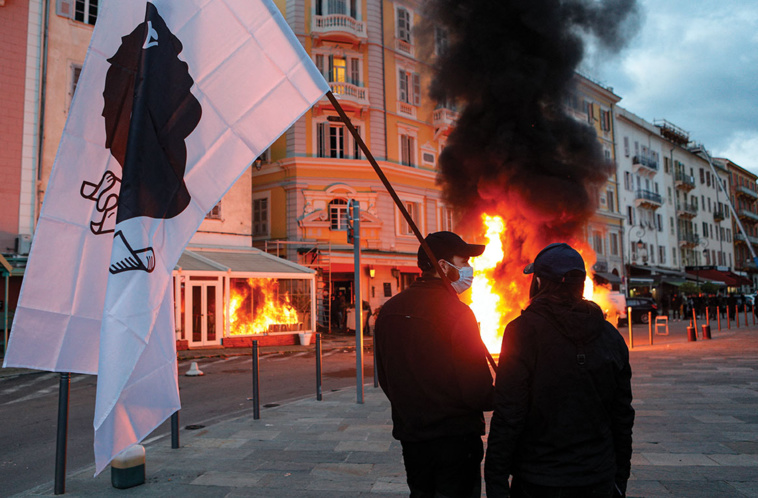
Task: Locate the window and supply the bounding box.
[649,244,655,264]
[627,206,634,225]
[440,206,454,231]
[610,233,619,256]
[657,214,663,232]
[206,202,222,220]
[317,122,345,158]
[435,27,448,56]
[623,136,630,157]
[672,248,677,266]
[68,64,82,111]
[664,156,670,173]
[397,7,411,42]
[253,197,268,236]
[606,190,615,212]
[398,70,421,105]
[329,198,349,230]
[315,54,362,86]
[670,217,674,235]
[74,0,98,25]
[400,201,421,235]
[727,229,732,243]
[400,134,415,166]
[703,221,709,236]
[659,246,666,264]
[584,102,594,124]
[601,110,611,132]
[592,231,604,255]
[624,172,632,191]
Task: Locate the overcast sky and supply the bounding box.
[582,0,758,174]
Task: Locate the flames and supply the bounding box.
[229,278,300,335]
[468,214,622,354]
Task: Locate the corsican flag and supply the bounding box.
[4,0,329,474]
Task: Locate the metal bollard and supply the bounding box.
[316,333,322,401]
[702,324,711,340]
[55,373,71,495]
[171,411,179,449]
[648,312,653,345]
[252,340,260,420]
[627,306,633,349]
[687,322,697,342]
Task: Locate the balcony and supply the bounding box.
[714,209,726,223]
[312,15,367,45]
[678,232,699,247]
[738,208,758,224]
[675,172,696,191]
[433,107,459,137]
[735,233,758,246]
[395,38,415,57]
[632,155,658,175]
[736,185,758,201]
[328,81,369,110]
[397,101,416,118]
[634,189,663,209]
[676,201,698,219]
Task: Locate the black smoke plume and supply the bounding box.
[419,0,640,248]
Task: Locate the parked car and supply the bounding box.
[625,297,658,324]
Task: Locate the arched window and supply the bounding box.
[329,198,348,230]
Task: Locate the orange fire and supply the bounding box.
[468,214,623,353]
[228,278,300,335]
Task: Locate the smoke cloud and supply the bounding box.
[419,0,640,246]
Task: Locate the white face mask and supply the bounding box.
[445,260,474,294]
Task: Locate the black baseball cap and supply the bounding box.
[523,242,586,283]
[417,231,486,270]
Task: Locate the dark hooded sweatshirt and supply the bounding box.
[485,297,634,497]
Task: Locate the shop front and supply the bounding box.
[173,246,316,349]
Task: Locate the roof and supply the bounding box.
[176,246,316,276]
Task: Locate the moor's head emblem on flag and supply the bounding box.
[80,2,203,274]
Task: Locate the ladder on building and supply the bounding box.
[265,240,332,333]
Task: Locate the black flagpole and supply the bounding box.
[325,92,497,371]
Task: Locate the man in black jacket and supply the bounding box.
[375,231,494,497]
[485,242,634,498]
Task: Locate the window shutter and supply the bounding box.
[412,73,421,106]
[317,123,326,158]
[399,70,408,103]
[315,54,324,78]
[57,0,75,18]
[328,55,334,82]
[350,59,360,86]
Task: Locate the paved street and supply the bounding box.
[7,320,758,497]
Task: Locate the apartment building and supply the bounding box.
[719,158,758,287]
[615,108,741,296]
[566,74,625,286]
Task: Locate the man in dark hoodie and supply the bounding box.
[375,231,494,497]
[485,243,634,498]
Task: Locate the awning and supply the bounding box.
[593,272,621,285]
[176,246,315,275]
[685,268,751,287]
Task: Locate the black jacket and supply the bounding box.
[485,297,634,496]
[375,277,494,442]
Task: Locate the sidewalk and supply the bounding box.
[12,323,758,497]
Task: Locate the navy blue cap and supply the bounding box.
[523,243,586,283]
[417,231,485,270]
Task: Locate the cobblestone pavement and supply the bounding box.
[11,321,758,497]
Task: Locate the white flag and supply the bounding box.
[4,0,329,475]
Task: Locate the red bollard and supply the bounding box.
[736,305,740,328]
[727,306,731,330]
[692,309,698,332]
[687,319,697,342]
[648,312,653,345]
[745,305,749,327]
[717,307,722,331]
